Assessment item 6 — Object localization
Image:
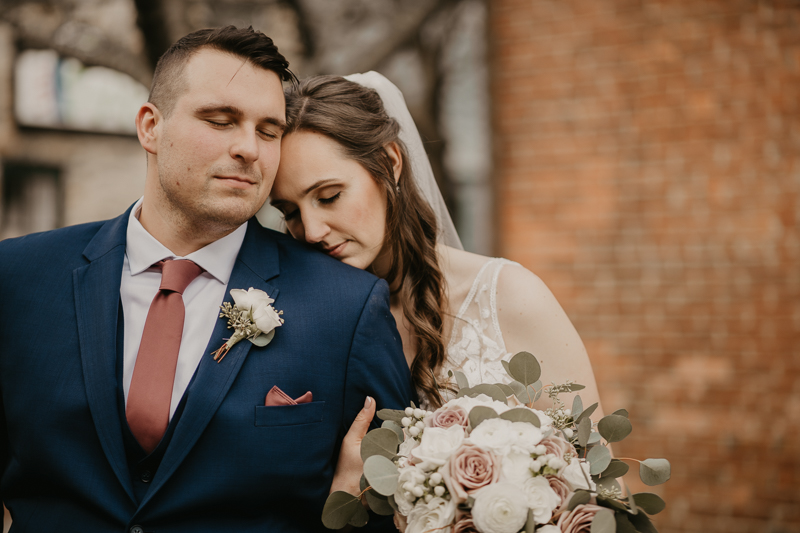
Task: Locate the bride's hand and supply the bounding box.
[330,396,375,497]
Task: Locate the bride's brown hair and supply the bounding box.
[283,75,447,407]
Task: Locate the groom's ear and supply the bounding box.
[384,142,403,184]
[136,102,162,155]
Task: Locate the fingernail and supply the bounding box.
[364,397,373,409]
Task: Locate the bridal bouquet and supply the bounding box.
[322,352,670,533]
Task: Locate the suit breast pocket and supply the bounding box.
[254,401,326,427]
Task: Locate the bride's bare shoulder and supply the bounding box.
[436,245,493,301]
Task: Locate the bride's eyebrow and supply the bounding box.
[302,178,339,195]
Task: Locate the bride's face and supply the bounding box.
[270,130,389,270]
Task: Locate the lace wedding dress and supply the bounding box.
[420,258,518,408]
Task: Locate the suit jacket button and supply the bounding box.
[140,470,153,483]
[130,526,144,533]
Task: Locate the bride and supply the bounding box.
[269,72,605,497]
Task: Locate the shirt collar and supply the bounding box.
[125,197,248,284]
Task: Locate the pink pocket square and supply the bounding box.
[265,385,313,406]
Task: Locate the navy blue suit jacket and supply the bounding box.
[0,207,413,532]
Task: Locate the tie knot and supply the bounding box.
[158,259,204,294]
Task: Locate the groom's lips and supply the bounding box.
[216,175,256,189]
[324,242,347,258]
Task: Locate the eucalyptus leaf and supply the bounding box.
[469,406,499,428]
[625,484,638,515]
[590,509,616,533]
[381,420,405,443]
[572,395,584,418]
[597,497,628,512]
[250,329,274,347]
[612,408,629,418]
[321,491,362,529]
[360,474,368,492]
[532,385,543,403]
[387,493,398,511]
[496,383,515,398]
[452,370,470,390]
[577,417,591,448]
[639,458,671,486]
[501,359,512,375]
[615,513,639,533]
[361,428,400,461]
[629,511,658,533]
[466,384,508,404]
[531,380,542,391]
[349,502,369,527]
[600,459,629,479]
[377,409,405,424]
[363,455,399,496]
[588,431,602,445]
[587,446,612,475]
[598,415,633,443]
[509,381,530,404]
[575,403,599,425]
[499,408,541,427]
[365,490,395,516]
[564,383,586,392]
[508,351,541,385]
[596,475,621,493]
[567,490,591,511]
[633,493,666,515]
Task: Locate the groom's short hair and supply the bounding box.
[148,25,297,118]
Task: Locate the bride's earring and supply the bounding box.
[395,183,400,193]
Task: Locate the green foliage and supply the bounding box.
[615,512,639,533]
[469,406,499,428]
[508,351,541,385]
[524,509,536,533]
[567,490,591,510]
[499,408,541,427]
[587,445,612,475]
[360,428,399,461]
[600,459,629,479]
[639,458,671,486]
[633,493,666,515]
[381,420,405,443]
[365,490,395,516]
[577,417,591,448]
[590,509,616,533]
[629,511,658,533]
[574,402,598,425]
[449,369,469,390]
[376,408,405,424]
[572,395,584,418]
[363,455,399,496]
[321,491,363,529]
[598,414,633,443]
[612,408,629,418]
[458,383,508,403]
[250,329,274,347]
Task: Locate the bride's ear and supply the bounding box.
[384,142,403,184]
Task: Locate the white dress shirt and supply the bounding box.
[120,198,247,418]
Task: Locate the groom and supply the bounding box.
[0,26,412,531]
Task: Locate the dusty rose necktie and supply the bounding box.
[126,259,204,453]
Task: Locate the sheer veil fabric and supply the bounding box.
[344,71,463,251]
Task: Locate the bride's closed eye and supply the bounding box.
[317,192,341,205]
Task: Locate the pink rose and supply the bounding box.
[443,444,501,503]
[427,405,469,429]
[540,434,577,459]
[556,504,605,533]
[453,514,480,533]
[546,475,571,510]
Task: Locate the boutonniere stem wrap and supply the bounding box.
[211,287,284,363]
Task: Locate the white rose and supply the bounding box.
[509,421,543,454]
[468,418,515,456]
[411,426,465,468]
[500,452,535,486]
[398,434,420,462]
[229,287,273,313]
[394,465,424,515]
[531,409,553,431]
[561,458,596,491]
[522,476,560,524]
[471,482,529,533]
[538,526,561,533]
[404,496,456,533]
[447,394,511,416]
[252,304,283,333]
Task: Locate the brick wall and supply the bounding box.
[490,1,800,531]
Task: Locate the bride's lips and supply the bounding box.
[323,242,347,258]
[215,175,256,189]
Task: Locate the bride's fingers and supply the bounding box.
[343,396,375,448]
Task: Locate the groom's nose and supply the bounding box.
[230,128,260,164]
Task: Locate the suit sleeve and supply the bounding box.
[343,278,414,433]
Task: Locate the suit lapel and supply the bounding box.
[140,221,281,508]
[73,208,136,503]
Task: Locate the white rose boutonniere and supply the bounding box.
[211,287,284,362]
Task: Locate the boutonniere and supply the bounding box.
[211,287,284,363]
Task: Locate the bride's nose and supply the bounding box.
[301,211,330,244]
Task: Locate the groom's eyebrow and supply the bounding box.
[196,104,286,131]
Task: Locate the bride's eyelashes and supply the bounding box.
[317,192,341,205]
